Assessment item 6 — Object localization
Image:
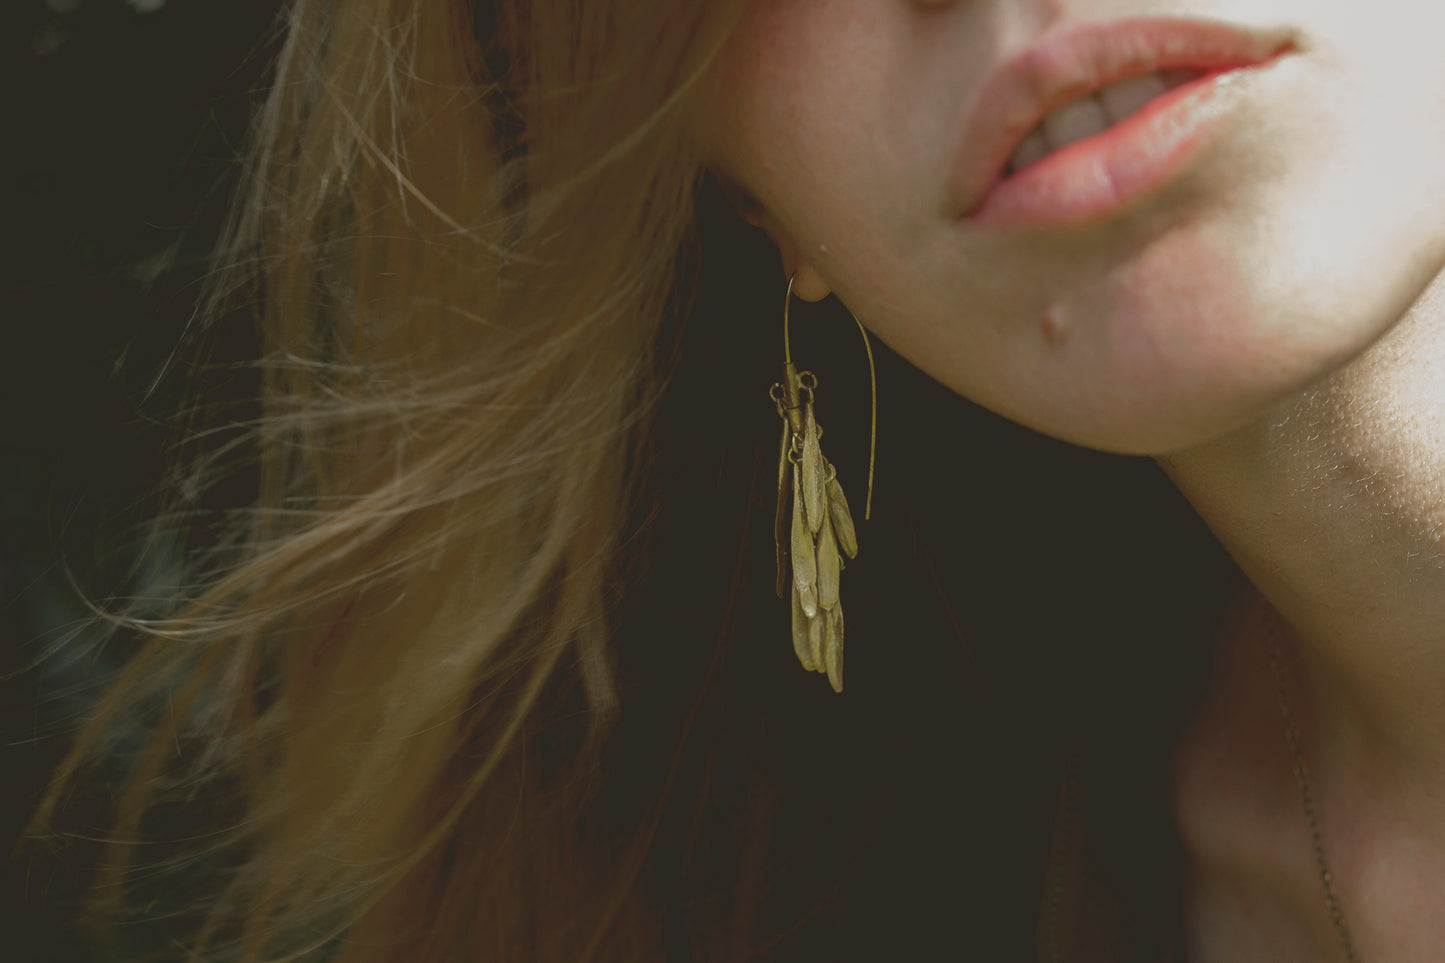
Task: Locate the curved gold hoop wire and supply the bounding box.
[783,275,877,519]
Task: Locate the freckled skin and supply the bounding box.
[692,0,1445,455]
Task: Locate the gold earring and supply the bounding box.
[769,276,876,693]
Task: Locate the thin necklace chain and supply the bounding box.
[1261,607,1361,963]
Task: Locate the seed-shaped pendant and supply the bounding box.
[791,468,818,618]
[774,420,794,599]
[808,605,826,674]
[791,583,814,671]
[824,602,844,693]
[801,403,825,535]
[816,514,840,611]
[825,471,858,560]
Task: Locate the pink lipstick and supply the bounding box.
[950,18,1295,229]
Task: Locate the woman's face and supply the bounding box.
[693,1,1445,453]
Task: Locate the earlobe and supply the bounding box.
[756,216,832,302]
[713,173,833,302]
[784,261,831,302]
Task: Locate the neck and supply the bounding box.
[1161,268,1445,962]
[1160,267,1445,807]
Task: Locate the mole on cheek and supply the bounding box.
[1040,308,1068,348]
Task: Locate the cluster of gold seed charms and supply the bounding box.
[769,276,876,693]
[771,365,857,692]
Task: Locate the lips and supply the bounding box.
[950,17,1297,220]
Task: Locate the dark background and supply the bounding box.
[2,2,282,956]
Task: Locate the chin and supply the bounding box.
[1069,392,1296,456]
[1009,388,1272,458]
[1029,257,1437,455]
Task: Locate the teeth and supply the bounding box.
[1006,69,1201,175]
[1010,127,1052,171]
[1042,94,1111,155]
[1098,72,1168,125]
[1160,67,1202,88]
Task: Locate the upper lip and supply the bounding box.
[950,17,1297,217]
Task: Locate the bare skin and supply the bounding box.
[1166,269,1445,961]
[694,1,1445,958]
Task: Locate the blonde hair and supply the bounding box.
[33,0,750,959]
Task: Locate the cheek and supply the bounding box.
[701,3,917,258]
[703,7,842,200]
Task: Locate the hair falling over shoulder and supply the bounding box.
[29,1,750,959]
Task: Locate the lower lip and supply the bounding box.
[965,65,1266,229]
